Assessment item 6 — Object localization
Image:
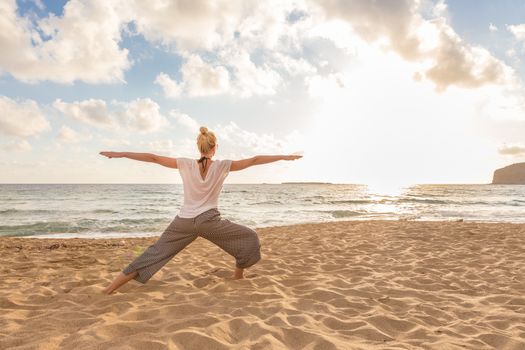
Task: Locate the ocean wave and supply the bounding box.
[329,210,367,218]
[0,218,170,237]
[0,222,92,237]
[397,198,450,204]
[0,208,56,215]
[328,199,372,204]
[91,209,120,214]
[249,200,284,205]
[0,208,121,215]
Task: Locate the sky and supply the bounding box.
[1,0,524,186]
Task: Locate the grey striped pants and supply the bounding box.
[122,208,261,284]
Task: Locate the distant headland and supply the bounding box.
[492,162,525,184]
[281,182,333,185]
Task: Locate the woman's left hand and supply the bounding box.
[99,151,121,159]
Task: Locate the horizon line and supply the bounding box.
[0,182,497,185]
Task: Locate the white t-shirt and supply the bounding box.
[176,157,233,218]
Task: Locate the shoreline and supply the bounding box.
[6,218,525,240]
[1,219,524,349]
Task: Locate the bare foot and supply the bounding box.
[103,271,138,295]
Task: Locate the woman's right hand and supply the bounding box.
[283,155,303,161]
[99,151,121,159]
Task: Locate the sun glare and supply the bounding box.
[365,181,413,197]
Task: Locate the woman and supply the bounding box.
[100,126,302,294]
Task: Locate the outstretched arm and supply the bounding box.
[230,155,302,171]
[99,151,178,169]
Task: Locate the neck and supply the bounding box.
[198,155,212,164]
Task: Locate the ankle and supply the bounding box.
[234,267,244,278]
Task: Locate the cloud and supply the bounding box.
[171,112,303,157]
[214,121,303,154]
[33,0,45,11]
[508,24,525,41]
[114,98,168,132]
[101,138,131,147]
[224,49,282,97]
[139,139,178,156]
[489,23,498,32]
[1,0,518,94]
[313,0,512,91]
[0,96,50,137]
[305,72,345,98]
[128,0,243,52]
[1,140,32,152]
[2,0,312,88]
[156,55,231,98]
[128,0,309,51]
[155,73,183,98]
[57,126,92,143]
[156,49,286,98]
[145,1,314,98]
[508,24,525,53]
[54,98,168,133]
[0,0,130,83]
[170,110,201,133]
[53,99,113,129]
[268,52,317,76]
[497,143,525,156]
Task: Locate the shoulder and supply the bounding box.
[218,159,232,165]
[176,157,193,168]
[217,159,233,170]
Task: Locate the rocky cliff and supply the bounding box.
[492,162,525,184]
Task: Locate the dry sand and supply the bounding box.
[1,220,524,350]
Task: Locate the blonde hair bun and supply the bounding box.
[196,126,217,154]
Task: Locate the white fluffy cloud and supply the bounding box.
[0,96,50,137]
[313,0,512,91]
[155,73,183,98]
[172,111,304,157]
[129,0,243,51]
[1,140,32,152]
[223,49,282,97]
[115,98,168,132]
[156,55,231,98]
[508,24,525,41]
[1,0,307,93]
[214,121,303,154]
[170,110,200,133]
[57,126,92,143]
[0,0,519,94]
[128,0,308,52]
[156,50,287,98]
[150,0,517,97]
[0,0,130,83]
[54,98,168,133]
[53,99,114,129]
[498,143,525,156]
[140,0,313,97]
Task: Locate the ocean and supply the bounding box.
[1,183,524,238]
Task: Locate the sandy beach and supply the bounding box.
[1,219,524,350]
